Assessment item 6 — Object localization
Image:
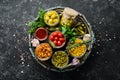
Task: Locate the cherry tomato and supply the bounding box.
[54,37,59,41]
[53,40,57,46]
[59,38,65,43]
[52,32,58,37]
[58,33,63,38]
[57,41,61,46]
[50,35,54,41]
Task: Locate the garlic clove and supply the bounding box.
[72,58,80,65]
[31,38,40,47]
[83,34,91,42]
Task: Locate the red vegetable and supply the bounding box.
[49,31,66,47]
[57,41,61,46]
[50,35,54,41]
[53,40,57,46]
[58,33,63,38]
[59,38,65,43]
[52,32,58,37]
[54,37,59,41]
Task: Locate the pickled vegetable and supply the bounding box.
[49,31,66,48]
[35,43,52,61]
[60,16,74,27]
[74,23,87,36]
[60,7,78,27]
[44,11,60,26]
[67,38,86,58]
[52,51,69,68]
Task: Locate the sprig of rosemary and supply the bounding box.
[28,9,46,34]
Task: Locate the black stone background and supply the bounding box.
[0,0,120,80]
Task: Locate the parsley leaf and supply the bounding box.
[28,9,46,34]
[59,25,77,38]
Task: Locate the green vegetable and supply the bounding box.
[28,9,46,34]
[49,27,56,31]
[59,25,77,39]
[52,51,68,68]
[70,37,76,44]
[74,22,86,36]
[49,41,56,48]
[28,21,39,33]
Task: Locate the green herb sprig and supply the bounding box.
[28,9,46,34]
[66,39,92,49]
[59,25,77,40]
[59,25,78,44]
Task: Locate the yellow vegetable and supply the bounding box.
[35,43,52,61]
[60,16,74,27]
[45,16,49,21]
[44,11,60,27]
[60,7,78,27]
[51,14,57,19]
[68,38,86,58]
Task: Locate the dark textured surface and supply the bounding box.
[0,0,120,80]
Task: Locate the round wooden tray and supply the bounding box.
[28,6,95,72]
